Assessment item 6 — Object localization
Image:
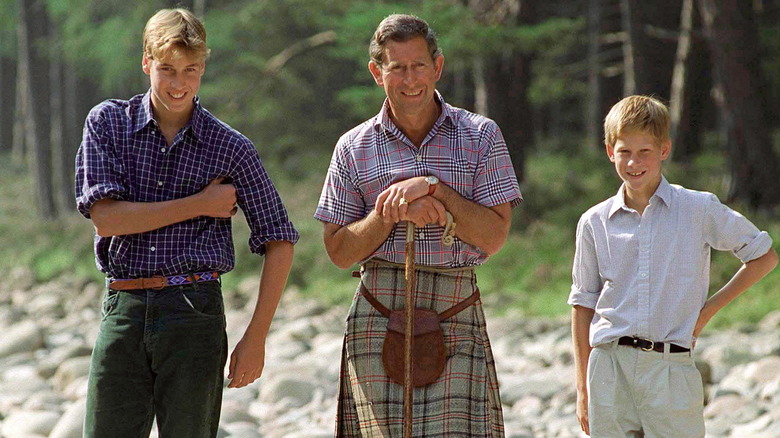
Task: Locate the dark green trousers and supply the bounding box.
[85,281,228,438]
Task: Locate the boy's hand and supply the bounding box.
[576,388,590,435]
[227,334,266,388]
[198,177,238,217]
[400,196,447,228]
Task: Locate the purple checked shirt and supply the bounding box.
[315,92,522,267]
[75,91,299,279]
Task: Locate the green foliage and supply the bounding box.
[47,0,150,95]
[0,0,17,57]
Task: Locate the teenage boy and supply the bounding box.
[315,14,521,437]
[75,8,298,438]
[570,95,777,437]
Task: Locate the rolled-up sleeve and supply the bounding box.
[704,194,774,263]
[568,215,602,309]
[233,141,299,255]
[74,109,128,218]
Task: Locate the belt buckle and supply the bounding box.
[141,276,167,290]
[639,338,655,351]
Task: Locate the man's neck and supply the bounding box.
[389,102,441,147]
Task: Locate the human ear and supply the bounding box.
[660,139,672,160]
[142,57,151,75]
[605,143,615,162]
[368,61,384,86]
[434,55,444,81]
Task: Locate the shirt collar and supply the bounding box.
[608,176,672,218]
[130,91,156,134]
[373,90,457,134]
[131,90,204,141]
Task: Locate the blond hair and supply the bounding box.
[143,8,210,62]
[604,95,670,147]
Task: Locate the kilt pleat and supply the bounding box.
[336,261,505,437]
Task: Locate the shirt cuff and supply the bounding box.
[734,231,773,263]
[76,183,127,218]
[567,286,599,309]
[249,222,300,255]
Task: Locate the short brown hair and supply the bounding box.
[369,14,441,65]
[143,8,210,62]
[604,95,670,147]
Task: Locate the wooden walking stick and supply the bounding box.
[403,220,416,437]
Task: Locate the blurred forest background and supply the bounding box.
[1,0,778,326]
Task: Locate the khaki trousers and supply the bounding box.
[587,340,705,438]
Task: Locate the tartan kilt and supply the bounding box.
[336,261,505,437]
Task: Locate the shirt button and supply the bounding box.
[161,147,166,153]
[157,181,163,187]
[150,246,156,252]
[640,272,648,278]
[416,155,423,162]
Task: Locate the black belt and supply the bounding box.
[618,336,690,353]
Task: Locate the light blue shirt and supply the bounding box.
[569,177,773,349]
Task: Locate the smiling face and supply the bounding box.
[142,50,205,124]
[368,36,444,126]
[607,130,671,205]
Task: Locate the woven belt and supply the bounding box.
[618,336,690,353]
[108,271,220,291]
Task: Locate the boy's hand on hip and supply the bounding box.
[227,335,266,388]
[198,177,238,218]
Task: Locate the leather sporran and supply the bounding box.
[357,282,480,388]
[382,308,447,387]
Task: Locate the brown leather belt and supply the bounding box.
[359,283,480,321]
[108,272,219,291]
[618,336,690,353]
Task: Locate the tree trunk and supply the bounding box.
[698,0,780,208]
[50,22,69,215]
[586,0,603,149]
[18,0,56,219]
[193,0,205,17]
[619,0,636,95]
[470,0,535,182]
[12,58,26,165]
[472,56,488,117]
[621,0,679,98]
[669,0,694,159]
[0,59,8,153]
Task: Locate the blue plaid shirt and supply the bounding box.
[75,91,299,279]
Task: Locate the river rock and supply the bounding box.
[0,320,44,357]
[48,399,87,438]
[52,356,93,392]
[0,409,60,438]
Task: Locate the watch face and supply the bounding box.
[426,176,439,185]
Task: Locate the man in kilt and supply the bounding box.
[315,14,522,437]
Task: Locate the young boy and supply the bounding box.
[75,9,298,437]
[570,95,777,437]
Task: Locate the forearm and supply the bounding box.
[432,183,511,255]
[323,210,395,269]
[242,241,295,339]
[698,248,778,329]
[572,305,595,392]
[90,196,205,237]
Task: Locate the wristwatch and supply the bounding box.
[425,175,439,196]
